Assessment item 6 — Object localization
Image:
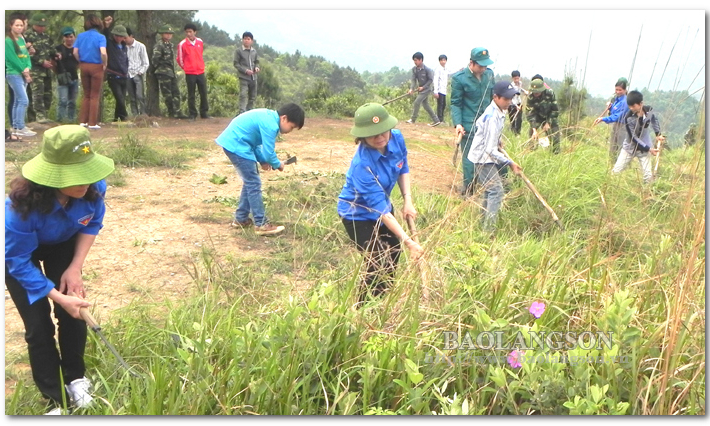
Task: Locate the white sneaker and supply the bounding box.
[65,377,94,408]
[14,127,36,137]
[79,123,88,127]
[88,125,101,130]
[45,406,68,415]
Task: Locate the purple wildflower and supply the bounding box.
[529,301,546,319]
[507,349,524,368]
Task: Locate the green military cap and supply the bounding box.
[470,47,493,66]
[22,125,115,188]
[111,25,128,37]
[158,25,174,34]
[61,26,75,36]
[530,79,546,93]
[351,103,398,138]
[617,77,628,84]
[30,13,49,27]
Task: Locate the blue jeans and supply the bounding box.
[57,80,79,123]
[6,75,28,130]
[475,163,505,231]
[223,148,268,226]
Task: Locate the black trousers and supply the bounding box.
[342,218,402,301]
[436,93,446,123]
[107,75,128,122]
[7,82,15,121]
[185,73,208,118]
[508,104,522,135]
[5,234,87,405]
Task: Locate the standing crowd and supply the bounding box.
[5,11,265,140]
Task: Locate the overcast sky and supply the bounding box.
[195,7,705,98]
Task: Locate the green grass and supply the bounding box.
[5,117,704,415]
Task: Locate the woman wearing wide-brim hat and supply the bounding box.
[337,103,424,305]
[5,125,114,414]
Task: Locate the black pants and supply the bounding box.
[508,104,522,135]
[5,234,87,406]
[107,75,128,122]
[7,82,15,121]
[342,218,402,302]
[186,73,208,118]
[436,93,446,123]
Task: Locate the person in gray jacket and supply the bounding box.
[405,52,440,126]
[233,31,260,115]
[612,90,663,184]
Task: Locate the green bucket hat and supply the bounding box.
[351,103,398,138]
[158,25,174,34]
[22,125,115,188]
[530,79,546,94]
[30,13,49,27]
[470,47,493,66]
[111,25,128,37]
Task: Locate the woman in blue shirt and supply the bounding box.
[337,103,423,305]
[73,14,107,129]
[593,78,629,158]
[5,125,114,413]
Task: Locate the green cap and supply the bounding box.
[158,25,174,34]
[351,103,398,138]
[30,13,49,27]
[61,26,75,36]
[111,25,128,37]
[22,125,115,188]
[530,79,546,93]
[470,47,493,66]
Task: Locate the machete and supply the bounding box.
[70,292,141,378]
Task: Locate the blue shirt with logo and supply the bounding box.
[338,129,410,221]
[5,180,107,304]
[602,94,629,124]
[74,28,107,64]
[215,108,281,169]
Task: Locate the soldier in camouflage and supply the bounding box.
[526,78,561,154]
[152,25,186,119]
[24,13,55,123]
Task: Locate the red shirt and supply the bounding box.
[176,37,205,75]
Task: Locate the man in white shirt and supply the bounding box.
[467,80,523,232]
[432,55,458,124]
[125,27,150,116]
[508,70,529,135]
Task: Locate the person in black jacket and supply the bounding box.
[105,25,129,122]
[55,27,79,123]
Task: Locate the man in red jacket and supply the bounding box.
[177,23,209,120]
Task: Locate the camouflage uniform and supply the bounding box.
[152,25,184,118]
[684,124,697,146]
[526,79,560,154]
[24,14,54,123]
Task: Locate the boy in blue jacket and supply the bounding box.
[216,103,305,235]
[612,90,664,184]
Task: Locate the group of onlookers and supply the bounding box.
[5,12,268,140]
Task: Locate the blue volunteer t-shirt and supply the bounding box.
[214,109,281,169]
[5,180,107,304]
[337,129,410,221]
[74,28,107,64]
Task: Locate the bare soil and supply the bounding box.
[4,116,460,396]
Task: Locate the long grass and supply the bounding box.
[4,116,704,415]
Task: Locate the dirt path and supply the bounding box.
[4,116,460,395]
